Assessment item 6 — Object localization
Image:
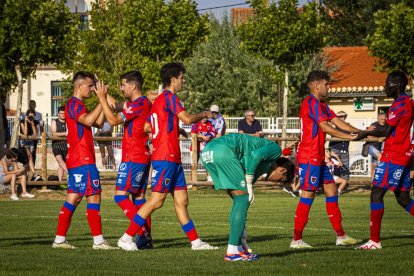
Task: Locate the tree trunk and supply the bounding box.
[412,79,414,100]
[10,64,24,148]
[281,69,289,148]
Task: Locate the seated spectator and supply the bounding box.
[19,109,39,158]
[325,148,348,195]
[95,120,116,170]
[208,105,226,138]
[238,109,264,137]
[51,106,68,181]
[0,149,35,200]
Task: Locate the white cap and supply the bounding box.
[210,105,219,112]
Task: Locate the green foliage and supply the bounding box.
[366,3,414,78]
[61,0,209,110]
[0,0,78,98]
[181,18,280,117]
[238,0,327,70]
[323,0,414,46]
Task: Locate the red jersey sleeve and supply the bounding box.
[67,99,86,122]
[191,123,198,134]
[121,101,145,122]
[167,93,185,115]
[387,99,407,127]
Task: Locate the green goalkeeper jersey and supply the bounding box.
[212,133,282,182]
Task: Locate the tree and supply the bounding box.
[0,0,78,147]
[61,0,210,109]
[323,0,414,46]
[238,0,327,139]
[366,2,414,96]
[181,17,280,117]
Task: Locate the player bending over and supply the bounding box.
[202,133,295,261]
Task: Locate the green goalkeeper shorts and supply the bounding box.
[201,140,247,191]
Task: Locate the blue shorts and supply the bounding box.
[151,161,186,193]
[298,163,335,191]
[67,164,101,197]
[373,161,411,192]
[116,161,150,195]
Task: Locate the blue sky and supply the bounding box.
[195,0,310,19]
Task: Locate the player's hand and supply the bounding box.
[246,174,254,205]
[95,81,107,98]
[352,130,368,141]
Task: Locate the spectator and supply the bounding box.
[238,109,264,137]
[208,105,226,137]
[95,120,116,170]
[0,149,35,200]
[28,100,43,164]
[364,113,387,180]
[19,109,39,165]
[51,106,68,181]
[328,111,350,181]
[325,148,348,195]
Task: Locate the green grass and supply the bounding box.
[0,190,413,275]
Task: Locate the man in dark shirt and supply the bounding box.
[328,111,350,181]
[238,110,264,137]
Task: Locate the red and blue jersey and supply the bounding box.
[190,121,216,153]
[65,97,95,169]
[120,96,152,164]
[297,94,336,165]
[382,93,414,166]
[149,90,185,163]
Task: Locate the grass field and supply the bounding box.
[1,190,413,275]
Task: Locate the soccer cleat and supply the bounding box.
[10,194,19,201]
[336,234,361,246]
[52,241,76,249]
[135,235,154,250]
[93,240,119,250]
[282,187,291,195]
[191,241,219,250]
[21,192,35,198]
[356,240,382,250]
[224,251,260,262]
[117,237,138,251]
[290,239,313,249]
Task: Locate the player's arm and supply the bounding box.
[97,94,123,126]
[354,123,395,141]
[319,121,355,140]
[144,122,151,133]
[77,104,103,127]
[93,110,105,128]
[330,117,360,133]
[177,110,211,125]
[246,143,282,176]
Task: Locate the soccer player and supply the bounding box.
[117,62,218,251]
[52,71,116,249]
[201,133,295,261]
[291,70,361,248]
[355,71,414,250]
[96,70,153,250]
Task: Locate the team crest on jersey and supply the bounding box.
[93,180,100,188]
[240,180,246,188]
[393,169,403,180]
[311,176,317,184]
[135,171,144,183]
[119,163,127,171]
[74,174,83,183]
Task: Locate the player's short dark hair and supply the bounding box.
[120,70,144,91]
[58,106,65,112]
[160,62,186,88]
[388,71,408,92]
[267,157,295,184]
[73,71,95,84]
[306,70,330,87]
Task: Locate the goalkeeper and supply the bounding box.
[201,133,294,261]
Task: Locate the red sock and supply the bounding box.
[86,203,102,237]
[325,196,345,237]
[405,200,414,216]
[293,197,313,240]
[370,202,384,243]
[115,195,137,220]
[182,220,199,242]
[126,214,146,237]
[56,202,76,237]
